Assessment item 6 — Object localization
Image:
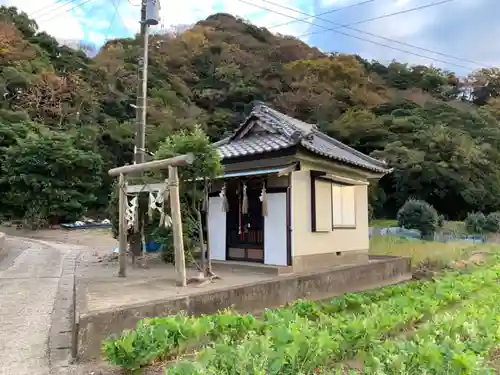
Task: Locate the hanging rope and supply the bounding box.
[220,183,229,212]
[134,198,140,232]
[126,196,138,229]
[122,182,151,230]
[120,182,172,231]
[241,183,248,214]
[147,188,166,222]
[147,191,155,221]
[159,179,172,228]
[238,186,243,238]
[260,183,268,217]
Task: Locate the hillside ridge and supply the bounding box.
[1,6,500,223]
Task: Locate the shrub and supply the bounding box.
[368,204,374,223]
[1,130,103,228]
[437,214,445,228]
[485,212,500,233]
[397,199,439,239]
[465,212,487,234]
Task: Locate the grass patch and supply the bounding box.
[371,219,466,235]
[369,235,498,268]
[440,220,465,235]
[370,219,397,228]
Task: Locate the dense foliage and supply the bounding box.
[2,6,500,223]
[103,260,500,373]
[397,199,439,239]
[154,127,222,263]
[465,211,500,235]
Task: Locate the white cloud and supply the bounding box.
[0,0,86,40]
[87,30,106,45]
[320,0,351,8]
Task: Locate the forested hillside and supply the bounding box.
[1,6,500,225]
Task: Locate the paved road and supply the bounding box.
[0,237,73,375]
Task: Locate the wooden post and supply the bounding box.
[205,203,213,275]
[169,165,187,286]
[118,173,128,277]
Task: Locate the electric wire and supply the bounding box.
[37,0,94,23]
[236,0,476,71]
[104,0,120,42]
[262,0,490,68]
[29,0,74,19]
[306,0,455,32]
[29,0,71,18]
[267,0,378,30]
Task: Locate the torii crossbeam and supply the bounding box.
[108,153,195,286]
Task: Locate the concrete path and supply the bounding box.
[0,237,80,375]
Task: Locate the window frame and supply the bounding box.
[331,184,357,230]
[310,171,331,232]
[310,170,357,232]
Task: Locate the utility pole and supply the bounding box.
[134,0,160,163]
[134,0,149,164]
[129,0,160,265]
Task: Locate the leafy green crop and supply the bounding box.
[103,262,500,373]
[163,265,500,374]
[103,278,427,369]
[364,286,500,374]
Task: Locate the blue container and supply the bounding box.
[145,241,161,252]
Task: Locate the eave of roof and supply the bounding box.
[214,103,392,174]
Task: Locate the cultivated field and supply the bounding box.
[103,254,500,374]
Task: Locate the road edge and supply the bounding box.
[48,247,81,375]
[0,232,6,263]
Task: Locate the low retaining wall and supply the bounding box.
[0,232,6,262]
[76,256,411,361]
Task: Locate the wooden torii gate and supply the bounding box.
[108,153,195,286]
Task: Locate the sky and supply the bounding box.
[1,0,499,75]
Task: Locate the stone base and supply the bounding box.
[211,260,293,275]
[292,249,368,273]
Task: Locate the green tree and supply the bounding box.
[155,126,222,274]
[465,212,487,235]
[397,199,439,239]
[0,130,103,228]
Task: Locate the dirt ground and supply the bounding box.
[0,225,118,253]
[78,249,274,314]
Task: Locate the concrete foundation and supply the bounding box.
[292,249,368,273]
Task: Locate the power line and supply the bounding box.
[38,0,94,23]
[312,0,454,30]
[29,0,70,18]
[261,0,490,69]
[267,0,377,30]
[236,0,476,71]
[30,0,74,19]
[105,0,121,42]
